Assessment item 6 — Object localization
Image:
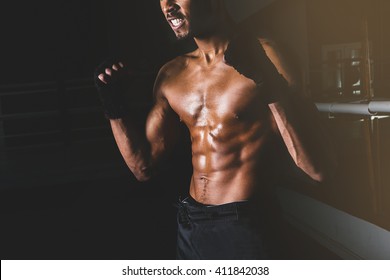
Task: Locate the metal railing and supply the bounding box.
[315,99,390,217]
[315,100,390,116]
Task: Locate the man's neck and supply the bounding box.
[193,24,235,63]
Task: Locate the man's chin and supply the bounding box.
[174,30,191,40]
[176,35,189,41]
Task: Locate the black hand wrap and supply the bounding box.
[94,58,128,119]
[224,33,290,104]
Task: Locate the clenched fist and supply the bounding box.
[94,58,131,119]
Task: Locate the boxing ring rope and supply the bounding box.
[315,100,390,116]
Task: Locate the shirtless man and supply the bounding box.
[94,0,336,259]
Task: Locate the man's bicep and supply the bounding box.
[146,95,180,161]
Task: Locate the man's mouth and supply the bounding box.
[168,17,185,30]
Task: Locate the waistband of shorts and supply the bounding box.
[181,195,250,211]
[176,195,255,223]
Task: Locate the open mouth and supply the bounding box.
[168,17,185,30]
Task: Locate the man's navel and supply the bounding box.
[199,176,209,201]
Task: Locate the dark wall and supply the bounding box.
[1,0,192,260]
[1,0,105,83]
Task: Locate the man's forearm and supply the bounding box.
[110,118,153,182]
[268,97,337,183]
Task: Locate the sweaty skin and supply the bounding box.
[101,0,336,205]
[158,49,278,204]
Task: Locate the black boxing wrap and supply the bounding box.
[94,58,128,119]
[224,33,290,104]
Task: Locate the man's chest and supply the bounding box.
[164,65,268,126]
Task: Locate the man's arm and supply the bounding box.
[261,40,338,183]
[96,63,180,182]
[224,35,337,183]
[111,91,180,181]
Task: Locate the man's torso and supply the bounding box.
[160,49,279,205]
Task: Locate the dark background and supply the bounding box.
[4,0,388,260]
[0,0,329,260]
[0,0,194,260]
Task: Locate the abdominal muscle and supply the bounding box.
[188,120,274,205]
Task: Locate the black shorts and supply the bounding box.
[175,196,280,260]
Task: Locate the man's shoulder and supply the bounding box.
[159,50,197,76]
[153,51,197,97]
[257,37,299,88]
[257,37,277,52]
[155,51,197,86]
[158,57,184,78]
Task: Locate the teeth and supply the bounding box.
[171,18,183,27]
